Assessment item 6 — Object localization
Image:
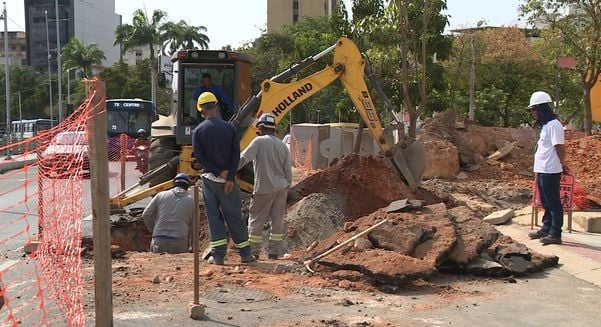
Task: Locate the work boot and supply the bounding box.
[240,254,256,263]
[528,230,548,239]
[207,256,224,265]
[540,235,562,245]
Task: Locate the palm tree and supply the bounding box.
[114,9,168,104]
[61,37,106,78]
[161,20,210,55]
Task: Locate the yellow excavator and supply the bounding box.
[110,37,426,209]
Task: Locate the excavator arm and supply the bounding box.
[110,37,425,209]
[235,37,425,190]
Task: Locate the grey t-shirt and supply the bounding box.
[238,135,292,194]
[142,187,194,243]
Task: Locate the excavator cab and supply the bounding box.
[146,50,253,187]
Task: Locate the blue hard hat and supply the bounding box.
[173,173,191,185]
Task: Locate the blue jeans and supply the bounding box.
[537,173,563,236]
[202,178,251,259]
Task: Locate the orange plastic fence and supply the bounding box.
[289,136,314,176]
[0,93,103,326]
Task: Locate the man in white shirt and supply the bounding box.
[238,113,292,260]
[526,91,569,245]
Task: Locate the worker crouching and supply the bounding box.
[142,173,195,254]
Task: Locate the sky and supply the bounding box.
[4,0,524,50]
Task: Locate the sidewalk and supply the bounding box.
[497,208,601,288]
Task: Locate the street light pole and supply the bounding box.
[55,0,63,122]
[45,10,53,127]
[2,2,11,160]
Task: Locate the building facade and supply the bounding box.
[0,31,27,66]
[267,0,337,33]
[24,0,121,73]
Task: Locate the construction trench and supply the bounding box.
[82,114,601,313]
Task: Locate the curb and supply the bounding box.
[0,159,37,174]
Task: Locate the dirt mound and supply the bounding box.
[306,204,558,286]
[290,153,439,220]
[566,135,601,198]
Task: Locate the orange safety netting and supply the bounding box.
[0,92,102,326]
[289,136,315,176]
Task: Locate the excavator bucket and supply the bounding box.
[390,140,427,191]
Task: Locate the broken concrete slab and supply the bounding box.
[386,199,408,213]
[445,206,500,265]
[487,141,517,161]
[483,209,515,225]
[466,254,511,277]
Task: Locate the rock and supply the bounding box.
[386,199,408,213]
[152,275,161,284]
[337,281,353,290]
[483,209,515,225]
[466,254,511,277]
[353,237,374,251]
[111,245,126,259]
[408,199,424,209]
[188,302,205,320]
[487,141,517,161]
[164,276,174,282]
[23,241,39,255]
[456,172,469,180]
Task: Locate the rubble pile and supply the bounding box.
[287,153,558,286]
[306,204,558,286]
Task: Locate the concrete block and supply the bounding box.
[188,302,206,320]
[573,215,601,233]
[24,241,39,255]
[483,209,515,225]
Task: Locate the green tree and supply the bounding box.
[521,0,601,134]
[114,9,168,105]
[357,0,452,137]
[161,20,210,55]
[61,37,106,78]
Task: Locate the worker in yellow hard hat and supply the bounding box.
[192,91,254,265]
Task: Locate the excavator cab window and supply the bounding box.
[181,64,236,125]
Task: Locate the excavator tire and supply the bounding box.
[148,137,179,187]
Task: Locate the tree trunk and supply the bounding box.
[583,85,593,135]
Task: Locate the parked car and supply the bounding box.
[283,134,291,151]
[40,131,90,178]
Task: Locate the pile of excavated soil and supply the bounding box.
[306,204,558,286]
[566,135,601,199]
[290,153,439,220]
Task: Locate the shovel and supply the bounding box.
[303,219,388,273]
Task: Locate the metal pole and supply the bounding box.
[45,10,53,127]
[55,0,63,122]
[3,2,11,160]
[18,92,21,122]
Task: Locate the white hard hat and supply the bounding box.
[528,91,553,109]
[256,113,276,129]
[137,128,146,134]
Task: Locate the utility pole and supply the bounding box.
[45,10,53,127]
[468,33,476,121]
[55,0,63,122]
[2,2,11,160]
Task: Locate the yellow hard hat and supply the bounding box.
[197,92,218,112]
